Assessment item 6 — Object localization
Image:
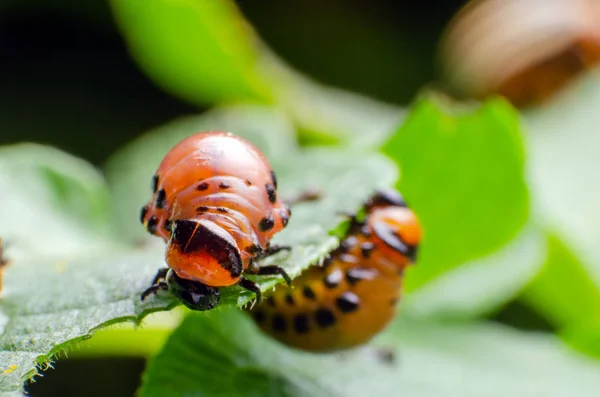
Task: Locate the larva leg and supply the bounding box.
[237,277,262,302]
[140,267,169,301]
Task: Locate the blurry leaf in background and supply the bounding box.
[524,233,600,329]
[562,322,600,361]
[265,59,406,147]
[435,0,600,359]
[403,223,545,320]
[0,144,115,261]
[521,72,600,335]
[140,308,600,397]
[65,313,181,359]
[382,96,530,290]
[110,0,272,105]
[109,0,406,146]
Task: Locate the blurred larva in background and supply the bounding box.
[439,0,600,108]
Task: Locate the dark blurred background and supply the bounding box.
[0,0,466,165]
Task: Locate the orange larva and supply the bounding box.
[248,189,422,352]
[140,132,292,311]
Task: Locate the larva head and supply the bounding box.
[367,195,422,272]
[166,219,244,287]
[165,269,220,311]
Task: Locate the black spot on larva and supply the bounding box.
[196,206,209,213]
[369,188,407,208]
[164,219,172,233]
[151,175,159,193]
[272,313,287,333]
[270,170,278,189]
[361,242,375,258]
[217,207,229,213]
[245,244,262,255]
[284,204,291,216]
[246,179,252,186]
[340,236,358,252]
[294,315,310,334]
[259,215,275,232]
[315,308,336,328]
[285,293,295,306]
[140,205,149,224]
[372,222,417,261]
[219,182,231,189]
[253,310,266,324]
[390,297,399,306]
[266,296,276,307]
[281,212,289,227]
[324,268,343,289]
[197,182,209,191]
[361,225,372,237]
[303,286,317,301]
[155,189,167,209]
[265,183,277,203]
[336,292,360,313]
[339,253,359,264]
[346,267,378,285]
[147,216,158,235]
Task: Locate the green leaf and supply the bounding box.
[109,0,405,146]
[523,233,600,328]
[561,322,600,361]
[64,318,178,359]
[403,223,546,319]
[522,73,600,329]
[382,95,530,290]
[0,144,115,260]
[265,61,405,147]
[110,0,272,104]
[140,308,600,397]
[0,145,176,393]
[0,251,176,393]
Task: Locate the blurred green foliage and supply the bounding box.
[141,309,600,397]
[111,0,273,105]
[0,0,599,396]
[383,97,529,289]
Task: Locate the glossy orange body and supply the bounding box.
[141,132,290,287]
[248,193,421,352]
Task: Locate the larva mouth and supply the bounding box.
[168,219,243,281]
[166,269,220,311]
